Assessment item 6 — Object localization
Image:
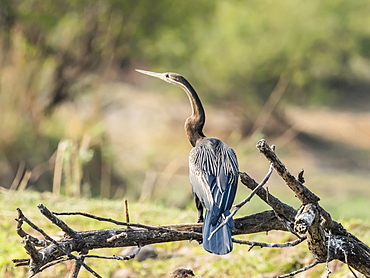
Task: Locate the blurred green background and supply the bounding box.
[0,0,370,215]
[1,0,370,216]
[2,1,370,277]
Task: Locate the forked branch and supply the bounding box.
[254,139,370,277]
[12,204,290,277]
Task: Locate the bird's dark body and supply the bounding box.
[136,69,239,255]
[189,137,238,255]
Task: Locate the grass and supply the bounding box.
[1,190,370,278]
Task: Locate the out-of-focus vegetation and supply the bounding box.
[1,0,370,204]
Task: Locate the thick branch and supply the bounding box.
[294,203,327,261]
[13,206,289,275]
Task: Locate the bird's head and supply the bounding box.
[136,69,188,88]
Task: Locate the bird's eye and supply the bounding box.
[165,74,169,78]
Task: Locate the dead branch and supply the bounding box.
[255,139,370,277]
[233,236,306,249]
[13,204,289,277]
[12,139,370,278]
[256,139,320,204]
[276,261,320,278]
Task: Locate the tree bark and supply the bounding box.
[255,139,370,277]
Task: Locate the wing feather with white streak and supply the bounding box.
[189,137,238,225]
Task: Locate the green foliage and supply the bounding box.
[1,0,370,196]
[144,0,370,106]
[6,0,370,105]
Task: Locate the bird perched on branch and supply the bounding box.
[136,70,238,255]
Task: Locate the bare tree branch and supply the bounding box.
[255,139,370,277]
[233,236,305,249]
[69,255,85,278]
[12,139,370,278]
[81,246,141,261]
[276,260,320,278]
[256,139,320,204]
[16,208,102,278]
[38,203,77,237]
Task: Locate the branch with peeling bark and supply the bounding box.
[12,139,370,278]
[255,139,370,277]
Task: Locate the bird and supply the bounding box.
[136,69,239,255]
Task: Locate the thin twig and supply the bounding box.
[38,245,141,276]
[39,257,71,273]
[12,258,30,267]
[208,163,274,240]
[52,211,160,229]
[70,254,85,278]
[124,199,130,223]
[343,247,358,278]
[239,171,297,222]
[276,260,320,278]
[81,245,141,261]
[16,215,50,247]
[233,236,305,249]
[52,210,201,238]
[235,163,274,210]
[17,208,102,278]
[38,204,77,237]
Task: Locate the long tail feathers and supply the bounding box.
[202,212,233,255]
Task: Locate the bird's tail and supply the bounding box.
[202,211,234,255]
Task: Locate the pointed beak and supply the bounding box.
[135,69,166,80]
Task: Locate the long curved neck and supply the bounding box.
[177,79,206,147]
